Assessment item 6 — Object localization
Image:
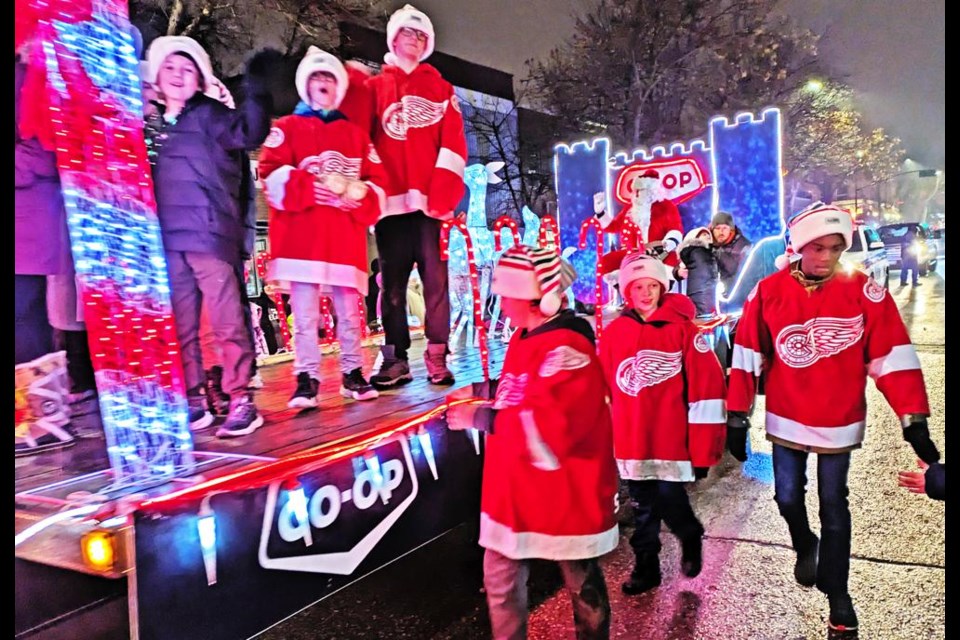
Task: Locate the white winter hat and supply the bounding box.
[386,4,435,63]
[683,226,713,245]
[618,252,671,294]
[145,36,227,103]
[492,246,576,316]
[791,202,852,250]
[774,202,853,270]
[295,46,348,110]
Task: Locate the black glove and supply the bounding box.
[694,467,709,480]
[726,412,750,462]
[244,48,285,99]
[902,416,940,465]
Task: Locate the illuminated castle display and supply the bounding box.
[554,108,785,308]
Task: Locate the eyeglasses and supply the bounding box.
[398,27,428,43]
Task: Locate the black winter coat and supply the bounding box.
[714,228,752,291]
[679,242,719,317]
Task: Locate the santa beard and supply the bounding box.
[628,197,654,241]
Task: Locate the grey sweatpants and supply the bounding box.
[166,251,253,398]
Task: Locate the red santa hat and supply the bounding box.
[386,4,436,63]
[295,46,348,110]
[491,246,577,316]
[775,202,853,269]
[630,169,662,194]
[618,252,671,294]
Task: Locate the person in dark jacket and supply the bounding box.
[898,460,945,501]
[676,226,720,318]
[710,211,752,294]
[143,36,274,438]
[899,226,922,287]
[15,45,75,455]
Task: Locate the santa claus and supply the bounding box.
[593,169,684,268]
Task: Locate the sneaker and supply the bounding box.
[217,395,264,438]
[794,536,819,587]
[16,420,76,457]
[249,371,265,389]
[621,552,662,596]
[188,393,214,432]
[828,593,859,632]
[205,367,231,416]
[288,372,320,409]
[424,342,455,386]
[680,535,703,578]
[370,345,413,388]
[341,368,380,401]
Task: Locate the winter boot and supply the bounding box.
[424,342,455,386]
[59,330,99,417]
[15,351,75,457]
[794,535,819,587]
[827,593,859,634]
[680,535,703,578]
[370,345,413,388]
[341,368,379,401]
[205,366,231,415]
[288,372,320,409]
[621,551,662,596]
[217,393,264,438]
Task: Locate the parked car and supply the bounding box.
[877,222,938,275]
[842,223,890,287]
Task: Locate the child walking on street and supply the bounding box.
[447,246,619,640]
[599,253,727,596]
[260,47,386,408]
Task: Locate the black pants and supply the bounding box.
[374,212,450,360]
[627,479,704,555]
[54,330,96,392]
[15,274,53,365]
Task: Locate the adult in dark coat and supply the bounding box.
[710,211,752,293]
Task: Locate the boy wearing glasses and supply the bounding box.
[363,4,468,389]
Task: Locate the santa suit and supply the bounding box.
[600,199,684,268]
[480,311,619,561]
[259,113,385,294]
[366,63,467,219]
[599,294,727,482]
[728,268,929,453]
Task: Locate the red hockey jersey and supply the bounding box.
[259,114,386,295]
[480,312,620,561]
[600,199,683,267]
[365,63,467,220]
[599,294,727,481]
[728,268,929,453]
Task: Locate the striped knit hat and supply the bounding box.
[491,246,577,315]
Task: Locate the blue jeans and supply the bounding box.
[900,253,919,286]
[772,443,851,596]
[627,479,704,555]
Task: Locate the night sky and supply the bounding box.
[406,0,944,168]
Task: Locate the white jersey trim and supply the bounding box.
[868,344,922,380]
[435,147,466,177]
[688,399,726,425]
[766,411,866,449]
[266,258,368,296]
[520,409,560,471]
[616,458,694,482]
[383,189,429,217]
[263,165,295,210]
[732,344,763,376]
[479,513,619,561]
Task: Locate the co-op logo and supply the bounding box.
[615,158,710,206]
[257,437,418,575]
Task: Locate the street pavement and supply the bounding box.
[259,270,945,640]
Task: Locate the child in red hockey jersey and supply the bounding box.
[598,252,727,596]
[726,202,940,634]
[447,246,618,640]
[259,48,387,408]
